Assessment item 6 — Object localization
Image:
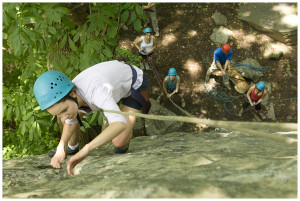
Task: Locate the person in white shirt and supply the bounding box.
[133,27,157,71]
[33,60,150,176]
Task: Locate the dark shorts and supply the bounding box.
[121,73,149,110]
[242,100,262,110]
[139,52,153,59]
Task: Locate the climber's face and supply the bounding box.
[169,75,176,82]
[47,99,78,123]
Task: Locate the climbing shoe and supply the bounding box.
[140,62,145,70]
[114,144,129,154]
[144,63,150,70]
[48,146,79,158]
[181,99,186,108]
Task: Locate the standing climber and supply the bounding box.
[133,27,157,71]
[157,67,185,108]
[238,81,267,119]
[143,3,160,37]
[33,60,151,176]
[205,44,233,90]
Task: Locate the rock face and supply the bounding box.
[210,26,233,45]
[144,98,184,136]
[3,129,297,198]
[263,41,285,59]
[238,3,297,45]
[212,12,227,25]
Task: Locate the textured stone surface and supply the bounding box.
[238,3,297,45]
[263,41,284,59]
[144,98,184,136]
[210,26,233,45]
[3,129,297,198]
[212,12,227,25]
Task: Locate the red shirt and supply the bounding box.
[250,86,264,101]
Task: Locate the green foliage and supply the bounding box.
[115,47,142,66]
[3,2,146,158]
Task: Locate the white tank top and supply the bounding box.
[139,36,153,55]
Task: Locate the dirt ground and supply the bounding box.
[118,3,297,132]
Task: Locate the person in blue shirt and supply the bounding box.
[205,44,233,89]
[157,68,185,108]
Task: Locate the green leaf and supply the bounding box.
[87,20,97,33]
[23,112,33,121]
[59,35,67,48]
[3,11,12,26]
[5,96,13,104]
[20,121,26,135]
[121,10,129,23]
[107,25,117,38]
[128,12,136,25]
[68,37,78,52]
[13,37,22,56]
[133,19,141,32]
[73,32,80,42]
[37,119,49,126]
[36,122,41,137]
[99,53,106,61]
[54,122,60,132]
[20,32,33,46]
[15,106,21,122]
[103,8,115,18]
[135,4,144,19]
[6,106,13,122]
[89,112,98,124]
[82,121,90,128]
[98,112,103,126]
[102,48,113,58]
[107,39,118,47]
[45,10,54,25]
[56,7,69,14]
[48,26,56,34]
[29,130,33,141]
[53,12,61,23]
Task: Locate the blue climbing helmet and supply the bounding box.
[256,81,265,91]
[168,68,177,76]
[33,71,74,110]
[144,27,152,34]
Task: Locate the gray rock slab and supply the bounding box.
[2,130,297,198]
[145,98,184,136]
[238,3,297,45]
[263,41,284,59]
[210,26,233,45]
[212,12,227,25]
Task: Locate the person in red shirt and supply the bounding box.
[238,81,266,119]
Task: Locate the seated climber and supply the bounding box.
[205,44,233,90]
[157,67,185,108]
[238,81,266,119]
[33,60,151,176]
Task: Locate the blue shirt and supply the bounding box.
[214,47,233,65]
[166,75,177,90]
